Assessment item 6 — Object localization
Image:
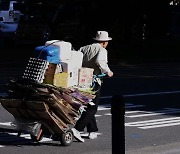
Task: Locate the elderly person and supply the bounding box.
[72,31,113,142]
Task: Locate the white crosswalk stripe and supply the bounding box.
[125,117,180,129]
[125,105,180,129]
[104,113,111,116]
[0,132,53,148]
[125,108,180,118]
[125,104,145,109]
[140,122,180,129]
[8,133,52,142]
[97,103,144,111]
[98,104,180,129]
[0,122,12,126]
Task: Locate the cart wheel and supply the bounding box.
[60,129,74,146]
[30,129,43,142]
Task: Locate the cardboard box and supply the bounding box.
[78,67,94,88]
[53,72,68,87]
[55,64,63,74]
[45,63,57,74]
[53,69,78,88]
[43,50,83,88]
[43,63,57,84]
[60,62,78,84]
[43,73,54,84]
[43,62,78,87]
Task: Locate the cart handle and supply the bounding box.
[93,73,107,79]
[91,73,107,90]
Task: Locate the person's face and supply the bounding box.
[103,41,108,48]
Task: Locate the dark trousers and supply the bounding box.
[74,89,100,132]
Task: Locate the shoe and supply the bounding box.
[71,128,85,142]
[88,132,98,139]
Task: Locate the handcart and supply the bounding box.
[0,73,104,146]
[0,78,95,146]
[0,41,106,146]
[0,76,104,146]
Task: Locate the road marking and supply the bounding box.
[125,104,145,109]
[98,105,111,111]
[8,133,52,142]
[140,122,180,129]
[0,132,52,148]
[126,110,143,114]
[100,90,180,99]
[124,91,180,97]
[95,115,102,117]
[126,117,180,129]
[125,108,180,118]
[104,113,111,116]
[98,103,144,111]
[0,122,12,126]
[80,132,102,137]
[126,117,180,126]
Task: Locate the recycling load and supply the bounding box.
[0,40,98,135]
[31,40,95,88]
[0,78,95,134]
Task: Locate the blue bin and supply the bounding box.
[34,45,59,64]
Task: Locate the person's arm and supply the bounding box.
[96,49,113,77]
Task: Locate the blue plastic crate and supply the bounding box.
[34,45,59,64]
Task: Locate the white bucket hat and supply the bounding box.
[93,31,112,41]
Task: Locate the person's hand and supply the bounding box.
[107,71,113,77]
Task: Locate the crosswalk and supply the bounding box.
[126,117,180,129]
[97,103,180,130]
[125,108,180,118]
[125,105,180,129]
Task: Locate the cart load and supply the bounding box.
[0,40,99,146]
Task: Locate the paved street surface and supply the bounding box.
[1,48,180,153]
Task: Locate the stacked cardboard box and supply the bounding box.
[43,63,57,84]
[0,79,80,135]
[78,67,94,88]
[32,40,95,88]
[53,50,83,88]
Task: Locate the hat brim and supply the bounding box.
[93,37,112,41]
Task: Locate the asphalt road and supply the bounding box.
[1,48,180,153]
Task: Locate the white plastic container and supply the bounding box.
[45,40,72,61]
[59,50,83,87]
[61,51,83,72]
